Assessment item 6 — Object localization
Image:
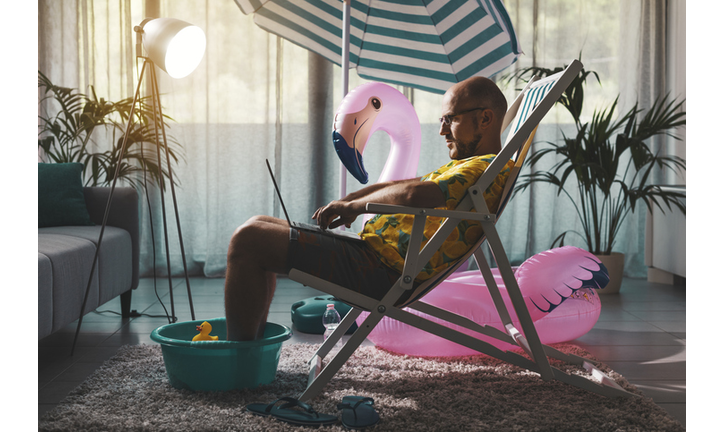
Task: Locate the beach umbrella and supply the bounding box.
[234,0,522,195]
[234,0,521,95]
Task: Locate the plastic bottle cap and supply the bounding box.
[327,304,334,308]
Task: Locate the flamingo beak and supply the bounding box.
[333,130,369,184]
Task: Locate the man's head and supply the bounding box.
[439,76,507,160]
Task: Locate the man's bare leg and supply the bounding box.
[224,215,290,341]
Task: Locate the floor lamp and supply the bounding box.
[71,18,206,355]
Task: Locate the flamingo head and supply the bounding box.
[332,90,384,184]
[332,82,421,186]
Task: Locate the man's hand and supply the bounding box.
[313,200,360,229]
[311,179,445,230]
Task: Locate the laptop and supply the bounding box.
[265,159,362,241]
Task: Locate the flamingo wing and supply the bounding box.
[514,246,609,313]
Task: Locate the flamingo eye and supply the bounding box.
[371,98,381,110]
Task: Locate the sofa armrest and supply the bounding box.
[83,187,140,290]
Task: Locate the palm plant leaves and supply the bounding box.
[504,58,600,126]
[512,63,686,255]
[37,70,184,191]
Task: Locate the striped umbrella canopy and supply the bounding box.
[234,0,522,95]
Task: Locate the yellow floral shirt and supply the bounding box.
[361,155,513,281]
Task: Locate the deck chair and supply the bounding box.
[289,59,637,401]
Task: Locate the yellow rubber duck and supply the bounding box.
[192,321,219,341]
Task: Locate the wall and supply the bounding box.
[666,0,686,185]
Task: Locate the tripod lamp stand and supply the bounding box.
[71,18,206,355]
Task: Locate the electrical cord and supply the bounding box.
[93,309,169,319]
[89,60,177,324]
[141,138,176,324]
[108,57,176,325]
[134,81,176,324]
[92,160,177,323]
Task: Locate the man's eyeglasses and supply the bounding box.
[439,107,485,126]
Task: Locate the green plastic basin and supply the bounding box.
[150,317,291,391]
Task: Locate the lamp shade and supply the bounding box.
[140,18,205,79]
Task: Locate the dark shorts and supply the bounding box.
[286,228,413,304]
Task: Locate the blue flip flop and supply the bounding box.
[337,396,379,429]
[246,397,338,427]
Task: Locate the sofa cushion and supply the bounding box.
[37,233,100,334]
[38,163,94,228]
[39,226,133,305]
[38,253,53,339]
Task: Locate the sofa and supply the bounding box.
[38,163,140,340]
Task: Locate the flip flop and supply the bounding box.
[337,396,379,429]
[246,397,338,426]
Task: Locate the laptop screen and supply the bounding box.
[265,159,292,226]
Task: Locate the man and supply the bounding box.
[224,76,514,341]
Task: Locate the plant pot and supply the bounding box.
[595,252,625,294]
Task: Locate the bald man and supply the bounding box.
[224,77,514,341]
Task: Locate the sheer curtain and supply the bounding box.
[38,0,139,115]
[490,0,685,277]
[38,0,683,278]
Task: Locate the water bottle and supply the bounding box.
[322,304,341,344]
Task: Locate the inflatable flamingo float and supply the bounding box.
[331,82,608,357]
[333,82,420,185]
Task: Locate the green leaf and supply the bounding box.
[38,136,54,153]
[37,70,185,192]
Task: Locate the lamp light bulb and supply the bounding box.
[164,26,206,79]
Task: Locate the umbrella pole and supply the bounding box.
[341,0,350,96]
[339,0,351,200]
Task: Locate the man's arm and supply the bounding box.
[314,180,445,229]
[339,177,421,202]
[312,177,419,224]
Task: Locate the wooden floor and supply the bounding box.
[39,275,686,426]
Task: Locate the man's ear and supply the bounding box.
[478,108,495,129]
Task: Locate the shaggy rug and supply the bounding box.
[39,343,684,431]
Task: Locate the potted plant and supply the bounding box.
[508,62,686,293]
[38,70,184,191]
